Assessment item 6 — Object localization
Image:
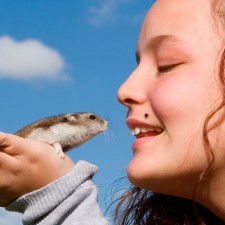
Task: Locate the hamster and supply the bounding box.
[15,112,108,157]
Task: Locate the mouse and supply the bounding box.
[15,112,108,158]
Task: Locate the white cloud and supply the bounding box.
[0,209,22,225]
[88,1,117,28]
[0,36,67,81]
[87,0,146,28]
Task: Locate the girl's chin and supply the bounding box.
[127,157,174,190]
[126,159,153,188]
[127,157,202,199]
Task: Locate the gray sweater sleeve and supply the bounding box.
[6,161,109,225]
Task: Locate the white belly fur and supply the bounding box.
[27,123,89,147]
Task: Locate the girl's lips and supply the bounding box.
[132,131,162,151]
[126,117,151,128]
[136,130,161,138]
[126,117,164,151]
[126,117,163,137]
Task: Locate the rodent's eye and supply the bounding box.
[89,115,96,120]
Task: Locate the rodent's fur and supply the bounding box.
[15,113,108,153]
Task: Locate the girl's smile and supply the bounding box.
[126,117,163,151]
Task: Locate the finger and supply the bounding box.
[0,132,25,154]
[0,132,74,171]
[0,132,47,156]
[0,132,20,165]
[0,132,11,150]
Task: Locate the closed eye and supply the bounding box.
[158,63,182,73]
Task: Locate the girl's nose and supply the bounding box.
[117,69,147,107]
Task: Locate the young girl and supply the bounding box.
[0,0,225,224]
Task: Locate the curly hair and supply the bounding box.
[113,1,225,224]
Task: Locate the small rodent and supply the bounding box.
[15,112,108,158]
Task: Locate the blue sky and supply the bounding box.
[0,0,154,224]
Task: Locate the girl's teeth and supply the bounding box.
[155,127,162,132]
[140,127,148,132]
[130,127,162,136]
[134,127,141,136]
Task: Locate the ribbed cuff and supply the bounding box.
[6,161,98,224]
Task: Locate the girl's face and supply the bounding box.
[118,0,224,200]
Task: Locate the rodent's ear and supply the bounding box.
[65,113,77,122]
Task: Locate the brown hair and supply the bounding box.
[113,0,225,224]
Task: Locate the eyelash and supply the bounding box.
[158,63,181,73]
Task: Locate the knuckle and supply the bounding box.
[0,132,10,148]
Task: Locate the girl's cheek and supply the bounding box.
[149,78,182,121]
[149,74,202,125]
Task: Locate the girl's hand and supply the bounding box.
[0,132,75,207]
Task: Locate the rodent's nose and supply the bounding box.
[101,120,108,131]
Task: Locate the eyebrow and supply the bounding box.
[135,35,187,64]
